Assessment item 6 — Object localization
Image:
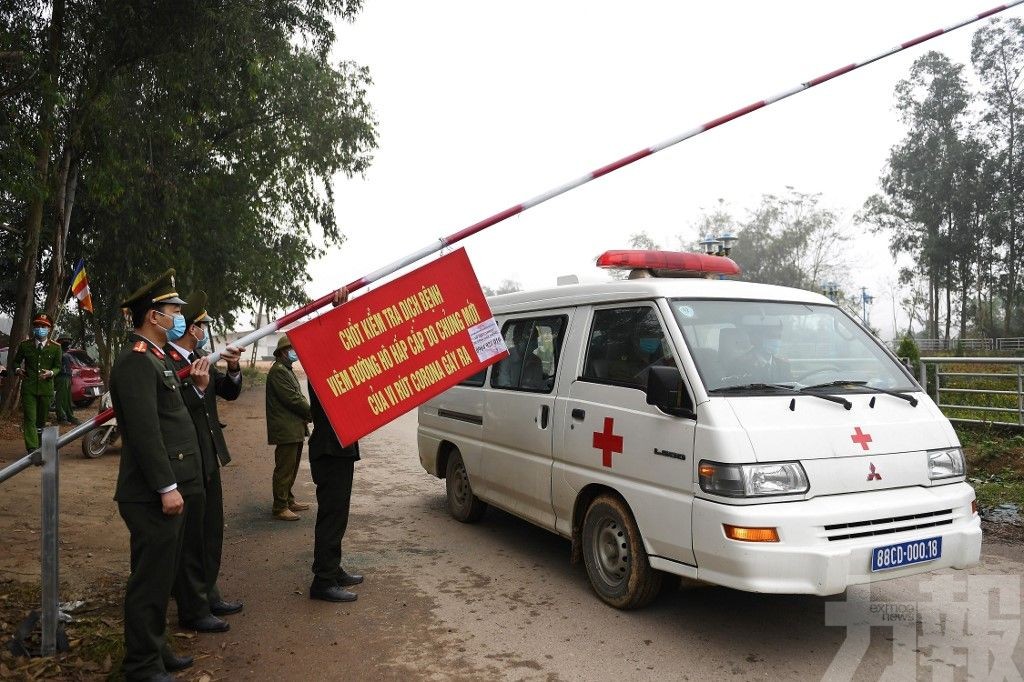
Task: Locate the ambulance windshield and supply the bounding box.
[670,300,915,393]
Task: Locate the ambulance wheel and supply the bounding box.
[582,494,663,609]
[445,449,486,523]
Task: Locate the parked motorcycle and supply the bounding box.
[81,392,118,458]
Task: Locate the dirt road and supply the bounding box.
[1,378,1022,680]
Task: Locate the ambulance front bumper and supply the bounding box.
[692,483,981,595]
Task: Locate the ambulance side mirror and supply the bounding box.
[645,366,696,420]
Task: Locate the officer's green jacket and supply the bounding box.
[12,339,62,396]
[266,358,311,444]
[165,344,241,474]
[111,334,202,502]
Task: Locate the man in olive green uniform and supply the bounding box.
[266,334,311,520]
[111,270,210,681]
[54,337,79,425]
[12,314,62,452]
[165,291,243,631]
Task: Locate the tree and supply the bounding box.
[1,1,378,393]
[482,279,522,296]
[861,52,982,341]
[972,18,1024,335]
[730,188,849,291]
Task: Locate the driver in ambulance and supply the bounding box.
[737,323,792,384]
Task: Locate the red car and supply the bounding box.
[67,349,104,407]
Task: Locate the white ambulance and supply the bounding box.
[416,250,981,609]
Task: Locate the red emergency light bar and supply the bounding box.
[596,250,741,277]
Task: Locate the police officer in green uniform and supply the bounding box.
[11,314,62,452]
[164,291,243,632]
[111,270,210,681]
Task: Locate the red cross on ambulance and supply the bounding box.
[593,417,623,468]
[850,426,872,451]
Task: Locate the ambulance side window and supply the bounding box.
[490,316,567,393]
[582,306,675,390]
[459,369,487,387]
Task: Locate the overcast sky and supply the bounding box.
[301,0,1024,340]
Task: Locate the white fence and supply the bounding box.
[919,357,1024,428]
[895,337,1023,352]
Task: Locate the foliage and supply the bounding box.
[1,1,378,383]
[862,21,1024,340]
[482,279,522,296]
[728,188,849,292]
[895,334,920,375]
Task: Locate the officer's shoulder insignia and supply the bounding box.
[168,349,182,362]
[132,341,147,353]
[150,346,165,360]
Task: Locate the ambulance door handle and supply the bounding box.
[538,405,549,429]
[571,408,585,421]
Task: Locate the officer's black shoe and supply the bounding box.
[210,598,243,616]
[178,614,230,633]
[309,583,357,603]
[163,653,194,672]
[338,571,363,587]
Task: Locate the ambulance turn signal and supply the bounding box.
[723,525,780,543]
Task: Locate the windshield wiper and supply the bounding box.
[804,380,918,407]
[712,383,852,409]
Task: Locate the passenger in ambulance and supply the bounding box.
[605,321,672,387]
[496,323,545,390]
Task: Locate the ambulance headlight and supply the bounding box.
[928,447,965,480]
[698,461,809,498]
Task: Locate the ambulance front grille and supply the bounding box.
[823,508,954,542]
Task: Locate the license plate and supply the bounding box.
[871,536,942,572]
[87,387,101,396]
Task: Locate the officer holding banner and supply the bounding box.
[164,291,244,633]
[111,269,209,680]
[307,287,364,602]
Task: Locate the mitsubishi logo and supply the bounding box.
[867,462,882,481]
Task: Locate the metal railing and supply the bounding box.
[895,337,1024,352]
[919,357,1024,428]
[0,426,62,656]
[996,337,1024,351]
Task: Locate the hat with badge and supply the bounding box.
[31,313,54,328]
[183,290,212,326]
[274,334,293,357]
[121,268,187,316]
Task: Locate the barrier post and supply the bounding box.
[39,426,59,657]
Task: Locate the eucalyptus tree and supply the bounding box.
[861,52,978,340]
[972,17,1024,335]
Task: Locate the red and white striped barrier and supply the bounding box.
[12,0,1022,467]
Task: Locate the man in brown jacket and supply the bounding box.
[265,335,312,521]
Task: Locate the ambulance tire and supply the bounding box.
[582,494,663,609]
[445,449,487,523]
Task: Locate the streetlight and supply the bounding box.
[860,286,874,324]
[699,232,739,257]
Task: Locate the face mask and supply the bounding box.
[638,338,660,354]
[286,349,299,363]
[764,339,782,356]
[155,310,187,341]
[191,327,208,349]
[33,327,49,340]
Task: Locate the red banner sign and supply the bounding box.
[288,248,508,445]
